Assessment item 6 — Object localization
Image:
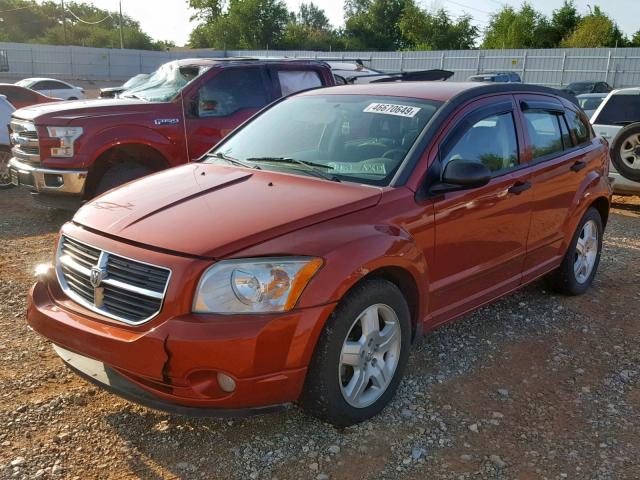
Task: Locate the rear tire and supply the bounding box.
[300,278,412,427]
[0,147,13,190]
[546,207,603,295]
[610,123,640,182]
[94,162,152,196]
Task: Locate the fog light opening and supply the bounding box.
[217,372,236,393]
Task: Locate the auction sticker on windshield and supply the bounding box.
[364,103,421,118]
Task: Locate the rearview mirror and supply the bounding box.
[430,160,491,195]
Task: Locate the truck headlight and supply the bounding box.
[193,257,323,314]
[47,126,83,157]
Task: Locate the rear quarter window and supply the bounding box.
[594,94,640,126]
[566,109,592,145]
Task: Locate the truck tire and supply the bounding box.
[300,278,411,427]
[95,162,152,196]
[610,123,640,182]
[0,147,13,190]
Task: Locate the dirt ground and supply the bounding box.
[0,188,639,480]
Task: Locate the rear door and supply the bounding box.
[515,94,598,282]
[429,95,533,324]
[184,66,272,160]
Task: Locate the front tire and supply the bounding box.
[94,162,151,196]
[546,207,603,295]
[0,147,13,190]
[300,278,412,427]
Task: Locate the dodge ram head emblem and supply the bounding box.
[90,266,105,288]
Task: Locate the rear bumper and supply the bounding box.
[8,157,87,195]
[609,170,640,196]
[27,279,336,411]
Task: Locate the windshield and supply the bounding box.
[579,96,604,111]
[205,94,441,186]
[121,63,209,102]
[568,83,593,94]
[15,79,34,88]
[122,73,150,90]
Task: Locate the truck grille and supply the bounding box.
[9,119,40,165]
[56,236,171,325]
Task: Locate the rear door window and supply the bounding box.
[277,70,322,96]
[593,94,640,126]
[196,68,269,117]
[523,111,564,160]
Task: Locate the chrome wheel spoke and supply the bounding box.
[575,236,586,255]
[360,306,380,337]
[341,341,364,367]
[344,368,368,402]
[377,324,399,353]
[369,362,388,389]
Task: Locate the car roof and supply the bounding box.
[576,93,608,98]
[171,57,329,67]
[300,81,573,103]
[609,87,640,95]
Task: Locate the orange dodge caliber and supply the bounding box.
[27,82,612,426]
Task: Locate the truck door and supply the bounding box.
[184,66,272,161]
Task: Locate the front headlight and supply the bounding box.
[47,126,83,157]
[193,257,323,314]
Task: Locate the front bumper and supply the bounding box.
[28,278,336,411]
[8,157,87,195]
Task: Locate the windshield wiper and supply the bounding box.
[207,152,260,170]
[246,157,340,182]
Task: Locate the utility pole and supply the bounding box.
[119,1,124,49]
[61,0,67,44]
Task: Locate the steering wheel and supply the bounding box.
[382,148,407,161]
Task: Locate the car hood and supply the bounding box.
[12,98,152,124]
[73,163,382,258]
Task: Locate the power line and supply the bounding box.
[443,0,493,16]
[65,7,112,25]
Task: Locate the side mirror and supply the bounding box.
[430,160,491,195]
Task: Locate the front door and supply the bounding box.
[184,66,272,160]
[429,96,533,324]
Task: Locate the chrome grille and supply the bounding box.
[56,236,171,325]
[10,119,40,164]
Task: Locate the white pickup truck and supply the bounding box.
[590,87,640,195]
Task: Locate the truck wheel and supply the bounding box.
[0,147,13,190]
[95,162,152,196]
[610,123,640,182]
[546,207,603,296]
[300,278,411,427]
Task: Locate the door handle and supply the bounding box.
[508,181,532,195]
[570,161,587,172]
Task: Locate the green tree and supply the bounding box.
[343,0,414,50]
[550,0,581,44]
[399,6,478,50]
[561,6,627,47]
[189,0,289,49]
[482,3,556,49]
[280,2,343,51]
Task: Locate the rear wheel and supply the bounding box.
[0,147,13,190]
[300,278,411,426]
[94,161,151,196]
[610,123,640,182]
[546,207,603,295]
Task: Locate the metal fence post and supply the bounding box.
[560,52,567,87]
[440,51,445,70]
[399,51,404,72]
[69,47,73,79]
[139,52,143,74]
[521,51,527,83]
[605,49,612,83]
[476,51,481,74]
[107,50,111,80]
[30,46,34,75]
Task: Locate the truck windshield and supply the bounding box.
[205,94,441,186]
[121,63,209,102]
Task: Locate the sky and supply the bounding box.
[84,0,638,47]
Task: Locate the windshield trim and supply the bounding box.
[202,93,444,187]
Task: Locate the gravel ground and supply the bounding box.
[0,188,639,480]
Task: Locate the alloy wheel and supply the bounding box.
[574,219,598,284]
[620,133,640,170]
[339,303,402,408]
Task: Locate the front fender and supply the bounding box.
[80,124,181,169]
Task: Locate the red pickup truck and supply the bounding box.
[8,58,335,209]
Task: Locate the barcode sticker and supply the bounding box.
[363,103,421,118]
